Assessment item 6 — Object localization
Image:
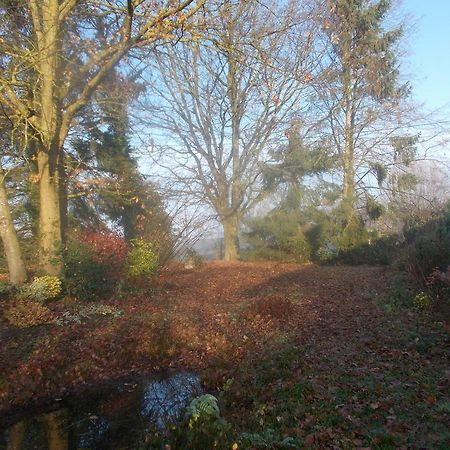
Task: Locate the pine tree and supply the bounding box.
[320,0,406,216]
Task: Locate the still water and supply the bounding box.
[0,372,201,449]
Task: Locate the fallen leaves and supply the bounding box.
[0,261,448,448]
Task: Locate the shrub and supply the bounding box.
[425,267,450,315]
[63,238,111,301]
[5,299,53,328]
[127,239,158,279]
[380,274,415,313]
[0,280,13,299]
[186,394,220,426]
[284,234,311,263]
[412,291,432,310]
[243,212,311,263]
[403,202,450,283]
[19,276,62,302]
[184,249,203,269]
[81,230,129,281]
[337,214,369,253]
[331,235,396,265]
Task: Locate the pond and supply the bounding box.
[0,372,202,449]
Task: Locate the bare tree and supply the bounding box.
[139,0,317,260]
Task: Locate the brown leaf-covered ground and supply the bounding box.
[0,262,449,448]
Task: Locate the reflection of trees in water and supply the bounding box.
[45,411,68,450]
[142,373,201,427]
[6,421,25,450]
[3,372,201,449]
[4,411,68,450]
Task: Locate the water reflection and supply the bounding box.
[1,372,201,450]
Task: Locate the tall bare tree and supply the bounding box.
[0,0,204,275]
[141,0,317,260]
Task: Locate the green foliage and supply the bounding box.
[126,239,158,278]
[63,238,111,301]
[366,194,385,220]
[402,202,450,282]
[262,129,334,193]
[396,173,420,192]
[145,394,232,449]
[337,214,369,252]
[333,237,396,266]
[19,276,62,303]
[244,202,390,265]
[0,280,13,298]
[186,394,220,426]
[390,135,419,166]
[55,303,122,326]
[412,291,432,310]
[240,429,298,448]
[184,248,203,269]
[386,274,411,306]
[70,107,173,250]
[244,211,311,263]
[370,162,387,186]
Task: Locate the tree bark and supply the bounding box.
[222,215,240,261]
[0,168,27,285]
[35,0,63,275]
[342,68,355,217]
[38,150,62,276]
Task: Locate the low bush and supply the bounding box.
[184,248,203,269]
[19,276,62,303]
[127,239,158,279]
[243,212,311,263]
[186,394,221,426]
[329,235,396,266]
[0,280,13,299]
[5,299,53,328]
[63,238,111,301]
[412,291,432,310]
[81,230,129,281]
[145,394,232,449]
[402,202,450,283]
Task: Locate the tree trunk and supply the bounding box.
[38,150,62,276]
[0,169,27,285]
[44,410,68,450]
[58,151,68,241]
[223,215,240,261]
[6,421,25,450]
[342,69,355,217]
[36,0,63,276]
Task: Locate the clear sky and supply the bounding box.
[402,0,450,112]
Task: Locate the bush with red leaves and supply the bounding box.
[81,231,129,281]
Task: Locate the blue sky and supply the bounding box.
[402,0,450,112]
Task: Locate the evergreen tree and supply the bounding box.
[318,0,407,218]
